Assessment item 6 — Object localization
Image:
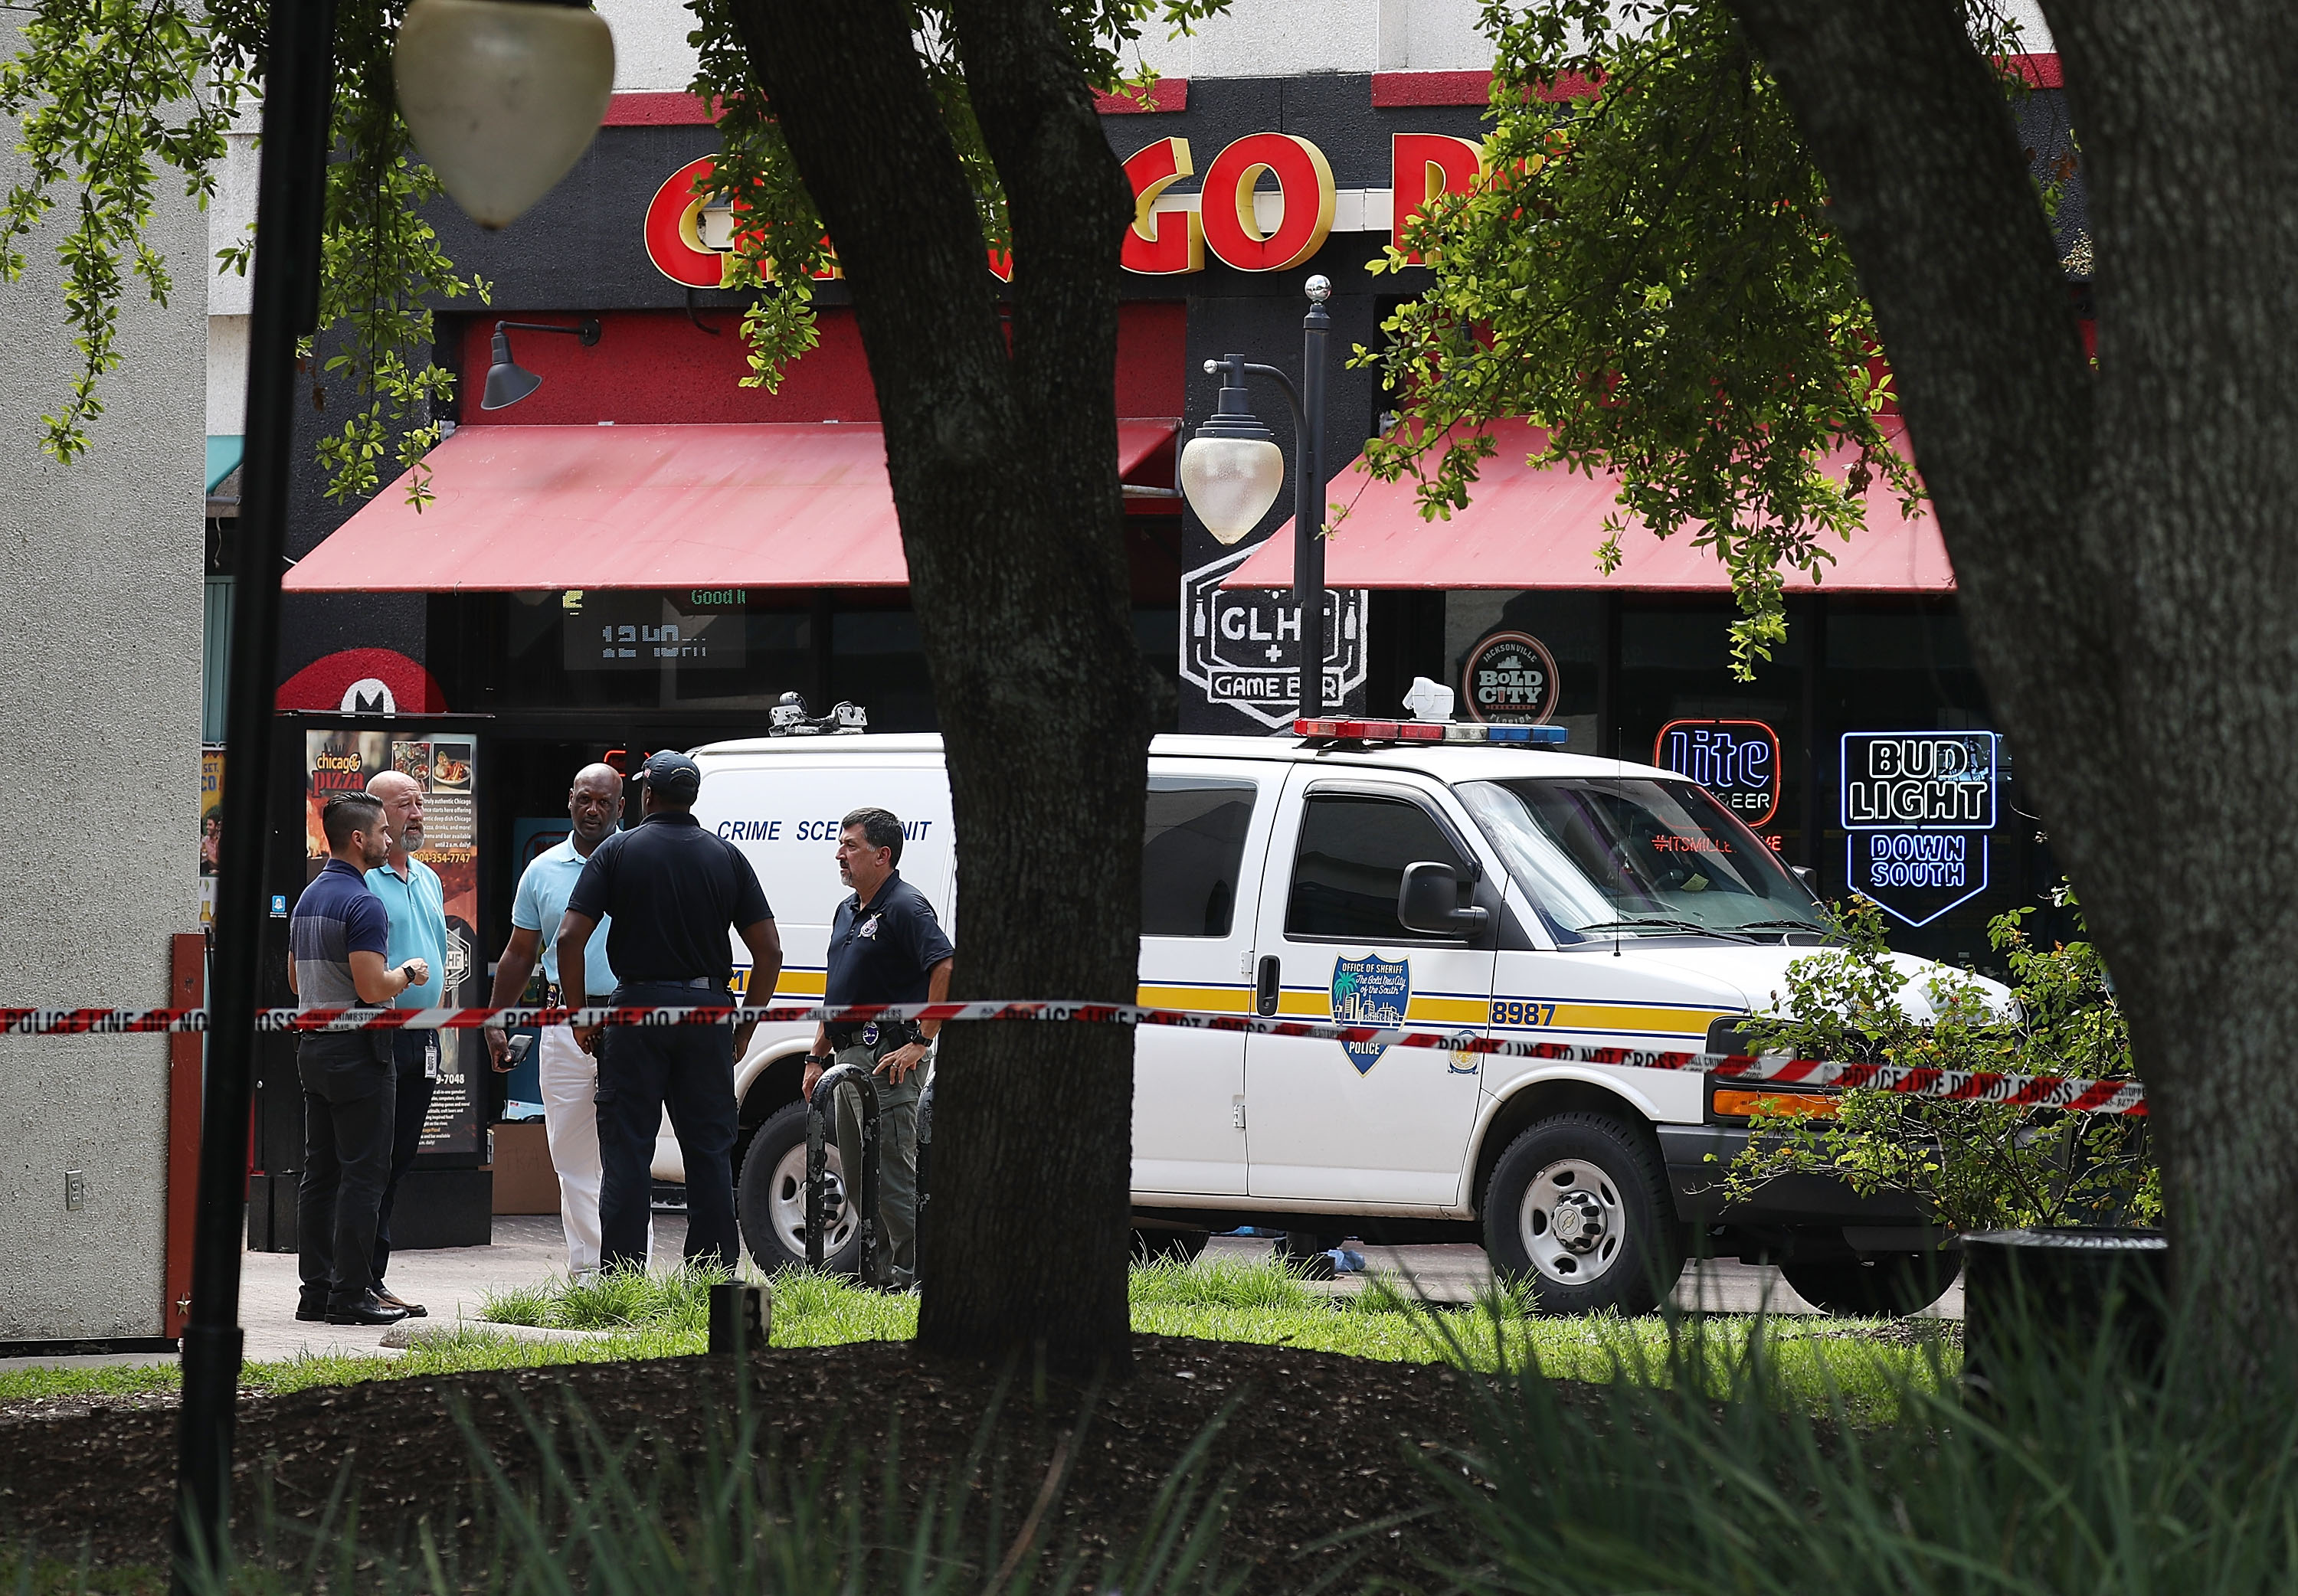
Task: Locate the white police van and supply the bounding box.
[666,716,1981,1316]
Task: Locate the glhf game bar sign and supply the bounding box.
[646,132,1485,287]
[1840,731,2000,927]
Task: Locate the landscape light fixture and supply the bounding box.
[1177,274,1334,718]
[481,318,601,410]
[394,0,617,230]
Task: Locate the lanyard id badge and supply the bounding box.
[424,1030,443,1081]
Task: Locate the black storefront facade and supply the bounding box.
[251,61,2074,1168]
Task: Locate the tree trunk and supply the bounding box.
[1727,0,2298,1354]
[727,0,1146,1371]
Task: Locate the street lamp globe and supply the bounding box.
[394,0,617,231]
[1180,357,1287,545]
[1180,433,1285,545]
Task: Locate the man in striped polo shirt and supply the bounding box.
[288,793,431,1326]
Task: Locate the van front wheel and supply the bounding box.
[737,1100,864,1276]
[1485,1114,1681,1316]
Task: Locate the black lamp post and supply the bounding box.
[171,2,339,1585]
[1179,275,1333,722]
[172,0,611,1585]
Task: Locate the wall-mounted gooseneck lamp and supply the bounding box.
[481,318,601,410]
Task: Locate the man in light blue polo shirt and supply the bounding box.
[365,769,450,1316]
[483,763,647,1274]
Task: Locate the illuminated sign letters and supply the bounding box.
[1390,133,1483,263]
[1840,731,1999,927]
[649,130,1488,285]
[1655,719,1780,827]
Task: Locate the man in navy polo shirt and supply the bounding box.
[561,751,783,1274]
[802,806,954,1292]
[288,793,431,1326]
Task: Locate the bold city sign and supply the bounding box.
[1180,548,1368,729]
[647,132,1488,286]
[1655,719,1781,827]
[1459,631,1559,724]
[1840,731,2000,927]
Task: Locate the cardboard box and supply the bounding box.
[490,1120,560,1215]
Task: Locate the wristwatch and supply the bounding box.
[804,1052,832,1068]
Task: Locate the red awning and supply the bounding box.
[283,420,1178,593]
[1226,418,1953,592]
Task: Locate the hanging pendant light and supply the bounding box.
[394,0,617,231]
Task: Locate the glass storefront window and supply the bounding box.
[1446,591,1601,745]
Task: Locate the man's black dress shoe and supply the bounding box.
[326,1293,410,1326]
[295,1297,329,1323]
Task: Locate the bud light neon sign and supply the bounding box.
[1840,731,1998,926]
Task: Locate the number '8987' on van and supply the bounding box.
[685,728,1995,1318]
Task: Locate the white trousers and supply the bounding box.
[539,1023,651,1274]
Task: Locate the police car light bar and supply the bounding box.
[1295,718,1568,747]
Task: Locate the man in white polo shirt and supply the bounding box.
[484,763,649,1274]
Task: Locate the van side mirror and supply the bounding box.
[1397,861,1488,937]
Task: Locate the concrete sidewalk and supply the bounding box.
[1,1220,1959,1377]
[0,1214,688,1375]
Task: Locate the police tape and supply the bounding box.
[0,998,2149,1116]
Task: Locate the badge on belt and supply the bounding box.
[860,1021,879,1047]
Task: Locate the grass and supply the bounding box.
[0,1254,1950,1421]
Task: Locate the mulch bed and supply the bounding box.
[0,1337,1511,1590]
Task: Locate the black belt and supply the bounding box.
[620,976,724,990]
[543,983,617,1007]
[827,1019,924,1050]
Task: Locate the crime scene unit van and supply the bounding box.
[675,721,1989,1318]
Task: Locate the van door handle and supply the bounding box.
[1255,955,1281,1017]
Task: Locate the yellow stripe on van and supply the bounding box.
[1494,1002,1727,1036]
[1407,994,1490,1026]
[1138,983,1253,1014]
[1271,989,1494,1027]
[733,966,826,999]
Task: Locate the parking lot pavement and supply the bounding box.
[1202,1235,1966,1320]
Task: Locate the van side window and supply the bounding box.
[1286,794,1468,941]
[1142,778,1257,937]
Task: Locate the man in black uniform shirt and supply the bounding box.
[560,751,782,1272]
[803,806,954,1292]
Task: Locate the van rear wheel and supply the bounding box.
[737,1101,863,1275]
[1485,1114,1681,1316]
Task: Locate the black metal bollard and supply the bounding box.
[806,1061,879,1274]
[1961,1228,2169,1405]
[707,1280,769,1356]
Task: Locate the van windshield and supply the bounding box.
[1458,777,1828,942]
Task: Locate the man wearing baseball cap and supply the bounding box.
[558,751,783,1272]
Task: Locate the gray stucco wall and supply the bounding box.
[0,16,207,1338]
